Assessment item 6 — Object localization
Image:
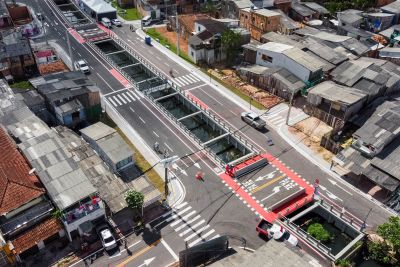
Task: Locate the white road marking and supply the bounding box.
[171,210,196,227]
[153,131,159,137]
[165,62,170,67]
[138,116,146,123]
[112,96,122,105]
[184,225,210,241]
[96,73,114,91]
[117,94,127,104]
[156,56,161,61]
[130,90,141,100]
[122,92,132,103]
[164,143,174,152]
[185,84,206,91]
[126,91,137,101]
[179,219,205,237]
[188,229,215,247]
[161,239,179,261]
[175,202,188,210]
[199,88,224,105]
[77,52,82,57]
[129,107,135,112]
[174,215,201,232]
[107,97,117,107]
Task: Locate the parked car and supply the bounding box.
[241,111,266,129]
[96,224,117,251]
[101,17,112,28]
[141,15,152,26]
[111,19,122,27]
[74,60,90,74]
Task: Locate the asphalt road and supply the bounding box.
[25,0,393,266]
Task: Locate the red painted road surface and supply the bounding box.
[109,68,131,88]
[68,28,86,44]
[220,154,314,223]
[186,91,209,110]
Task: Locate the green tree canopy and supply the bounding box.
[124,190,144,211]
[221,29,242,65]
[377,216,400,252]
[307,223,331,243]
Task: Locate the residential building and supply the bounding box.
[80,122,134,173]
[337,9,363,28]
[330,57,400,103]
[301,2,329,19]
[30,71,101,128]
[306,81,368,128]
[32,46,68,75]
[255,42,324,82]
[274,9,300,34]
[274,0,292,14]
[0,1,13,31]
[239,64,305,100]
[381,0,400,23]
[239,7,281,41]
[379,46,400,64]
[188,19,228,64]
[177,14,211,40]
[0,31,36,80]
[80,0,117,21]
[290,3,315,21]
[220,0,253,19]
[365,12,395,32]
[0,126,63,262]
[335,97,400,201]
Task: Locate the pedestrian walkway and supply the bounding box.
[105,89,142,107]
[149,202,219,247]
[173,74,201,87]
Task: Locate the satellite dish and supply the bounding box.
[28,168,36,175]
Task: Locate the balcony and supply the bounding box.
[62,197,103,226]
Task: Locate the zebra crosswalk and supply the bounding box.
[150,202,219,247]
[105,89,142,107]
[264,112,286,127]
[172,74,201,87]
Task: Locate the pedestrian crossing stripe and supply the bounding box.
[150,202,218,247]
[112,96,122,105]
[106,90,143,107]
[173,74,201,87]
[117,94,127,104]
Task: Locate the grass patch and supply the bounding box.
[100,114,164,193]
[145,28,193,64]
[9,80,33,90]
[111,0,142,20]
[201,70,265,110]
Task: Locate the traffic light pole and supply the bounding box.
[160,155,179,201]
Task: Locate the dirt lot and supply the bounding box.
[209,68,282,109]
[289,117,334,162]
[155,26,189,54]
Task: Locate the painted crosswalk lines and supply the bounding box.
[173,74,201,87]
[149,202,218,248]
[105,89,142,107]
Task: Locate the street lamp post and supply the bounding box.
[286,90,295,126]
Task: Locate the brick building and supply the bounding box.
[239,7,281,41]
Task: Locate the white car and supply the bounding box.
[75,60,90,74]
[98,227,117,251]
[111,19,122,27]
[241,111,266,129]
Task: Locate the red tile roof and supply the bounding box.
[12,217,63,254]
[179,14,210,33]
[0,127,45,215]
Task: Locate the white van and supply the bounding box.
[141,15,152,26]
[101,17,112,28]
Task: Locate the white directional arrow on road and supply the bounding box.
[181,169,188,176]
[137,257,155,267]
[260,186,281,202]
[256,171,277,182]
[194,163,201,169]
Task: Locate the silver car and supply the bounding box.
[241,111,266,129]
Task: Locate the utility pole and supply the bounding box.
[66,29,74,70]
[176,4,180,57]
[286,90,295,126]
[360,208,372,232]
[159,155,179,201]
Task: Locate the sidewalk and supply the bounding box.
[133,28,397,216]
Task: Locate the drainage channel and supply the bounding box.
[53,0,92,26]
[89,38,258,166]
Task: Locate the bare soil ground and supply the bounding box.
[155,26,189,54]
[289,117,334,162]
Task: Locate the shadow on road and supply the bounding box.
[142,226,162,245]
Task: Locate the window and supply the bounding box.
[245,15,248,19]
[261,54,273,63]
[191,51,194,57]
[198,26,201,31]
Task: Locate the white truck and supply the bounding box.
[141,10,161,26]
[74,60,90,74]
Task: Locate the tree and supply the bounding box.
[335,259,354,267]
[124,190,144,211]
[307,223,331,243]
[221,29,242,65]
[202,0,216,15]
[367,240,397,265]
[51,209,64,220]
[377,216,400,252]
